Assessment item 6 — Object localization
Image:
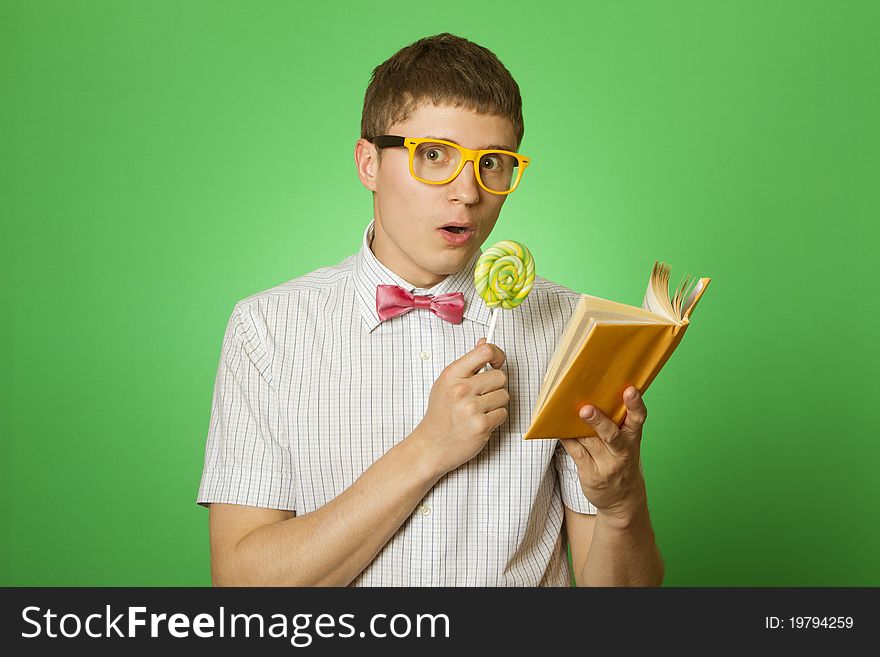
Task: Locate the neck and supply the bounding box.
[370,222,448,289]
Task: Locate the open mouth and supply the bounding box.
[441,226,470,234]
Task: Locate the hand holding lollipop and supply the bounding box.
[474,240,535,354]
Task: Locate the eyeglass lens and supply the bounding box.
[412,142,518,192]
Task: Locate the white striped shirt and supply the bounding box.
[197,218,597,586]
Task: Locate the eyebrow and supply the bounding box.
[424,135,516,152]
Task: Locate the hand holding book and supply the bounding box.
[561,383,651,521]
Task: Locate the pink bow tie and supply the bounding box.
[376,284,465,325]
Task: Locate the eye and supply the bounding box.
[418,144,451,164]
[481,154,503,170]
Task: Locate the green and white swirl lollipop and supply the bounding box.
[474,240,536,345]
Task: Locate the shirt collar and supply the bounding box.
[352,218,493,333]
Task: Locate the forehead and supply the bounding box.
[389,102,518,151]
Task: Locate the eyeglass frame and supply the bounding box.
[368,135,531,195]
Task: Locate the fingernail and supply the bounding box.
[581,406,595,420]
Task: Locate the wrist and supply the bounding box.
[401,426,447,485]
[597,484,650,531]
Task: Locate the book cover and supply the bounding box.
[523,262,711,440]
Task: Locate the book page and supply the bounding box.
[538,295,588,392]
[643,260,701,322]
[682,277,706,318]
[535,317,597,413]
[642,261,676,320]
[584,307,669,325]
[583,294,668,322]
[536,300,593,408]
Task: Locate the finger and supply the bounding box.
[621,386,648,436]
[579,404,626,455]
[475,337,492,373]
[560,438,599,477]
[472,368,507,394]
[573,435,614,472]
[477,387,509,413]
[453,340,506,377]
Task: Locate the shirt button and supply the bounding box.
[418,504,432,517]
[419,350,431,361]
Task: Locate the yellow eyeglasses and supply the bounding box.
[370,135,531,195]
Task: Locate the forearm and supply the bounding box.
[576,500,665,587]
[221,430,442,586]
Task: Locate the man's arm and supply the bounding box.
[210,431,441,586]
[560,386,665,587]
[208,338,509,587]
[565,501,665,587]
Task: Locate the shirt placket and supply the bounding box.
[411,303,442,585]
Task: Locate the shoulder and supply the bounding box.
[525,275,582,318]
[218,254,358,356]
[531,275,581,301]
[216,255,358,381]
[231,254,357,319]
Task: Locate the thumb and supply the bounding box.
[476,337,487,346]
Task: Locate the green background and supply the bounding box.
[3,0,878,586]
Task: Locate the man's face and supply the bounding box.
[355,102,519,288]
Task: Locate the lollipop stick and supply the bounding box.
[485,308,499,345]
[481,308,500,373]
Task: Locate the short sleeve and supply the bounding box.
[553,441,597,515]
[196,302,297,511]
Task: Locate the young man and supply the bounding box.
[197,33,664,586]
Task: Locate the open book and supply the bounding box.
[523,261,711,440]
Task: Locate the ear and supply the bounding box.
[354,138,380,192]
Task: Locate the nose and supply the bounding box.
[446,159,481,205]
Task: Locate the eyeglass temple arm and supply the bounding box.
[370,135,405,148]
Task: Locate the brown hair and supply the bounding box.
[361,33,524,163]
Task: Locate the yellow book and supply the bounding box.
[523,261,711,440]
